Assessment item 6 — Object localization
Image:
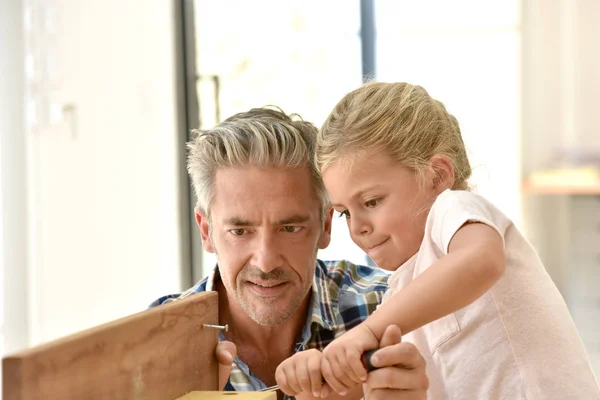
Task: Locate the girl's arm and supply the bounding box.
[364,221,505,340]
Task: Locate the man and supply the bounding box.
[151,108,428,399]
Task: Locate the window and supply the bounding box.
[188,0,369,279]
[376,0,522,224]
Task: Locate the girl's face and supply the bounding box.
[322,150,438,271]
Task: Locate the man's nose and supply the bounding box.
[252,232,282,272]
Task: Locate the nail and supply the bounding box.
[203,323,229,332]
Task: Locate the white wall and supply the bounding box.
[1,0,29,357]
[4,0,189,348]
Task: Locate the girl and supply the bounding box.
[275,82,600,399]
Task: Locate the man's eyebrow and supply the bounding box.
[273,215,310,226]
[223,217,256,226]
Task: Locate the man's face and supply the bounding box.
[197,166,332,326]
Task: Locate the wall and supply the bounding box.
[2,0,189,349]
[1,0,29,356]
[522,0,600,378]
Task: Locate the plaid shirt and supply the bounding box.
[150,259,389,396]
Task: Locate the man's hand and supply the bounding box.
[362,325,428,400]
[275,349,332,398]
[216,341,237,390]
[321,324,379,395]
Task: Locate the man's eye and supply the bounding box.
[230,228,248,236]
[365,199,380,208]
[283,226,302,233]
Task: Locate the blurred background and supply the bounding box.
[1,0,600,387]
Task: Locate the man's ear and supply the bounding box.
[429,154,455,192]
[318,207,334,249]
[195,207,215,253]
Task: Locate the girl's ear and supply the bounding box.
[429,154,455,191]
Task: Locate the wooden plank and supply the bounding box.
[176,391,276,400]
[2,292,219,400]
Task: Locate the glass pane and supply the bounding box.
[194,0,362,126]
[192,0,369,273]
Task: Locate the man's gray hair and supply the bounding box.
[187,107,330,219]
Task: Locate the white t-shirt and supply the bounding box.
[382,189,600,399]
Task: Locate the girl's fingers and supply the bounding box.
[346,348,368,383]
[322,357,350,395]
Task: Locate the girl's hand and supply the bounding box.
[321,324,379,395]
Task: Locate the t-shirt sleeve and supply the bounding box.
[429,191,508,255]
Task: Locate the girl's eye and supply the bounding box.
[365,199,380,208]
[338,210,350,219]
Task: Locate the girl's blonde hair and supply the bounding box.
[316,82,471,190]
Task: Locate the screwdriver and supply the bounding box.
[261,349,379,392]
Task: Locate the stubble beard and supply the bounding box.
[235,268,309,326]
[237,290,302,326]
[212,228,321,327]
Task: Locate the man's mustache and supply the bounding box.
[239,268,293,281]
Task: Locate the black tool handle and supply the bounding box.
[361,349,379,372]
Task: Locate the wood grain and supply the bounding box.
[176,391,276,400]
[3,291,219,400]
